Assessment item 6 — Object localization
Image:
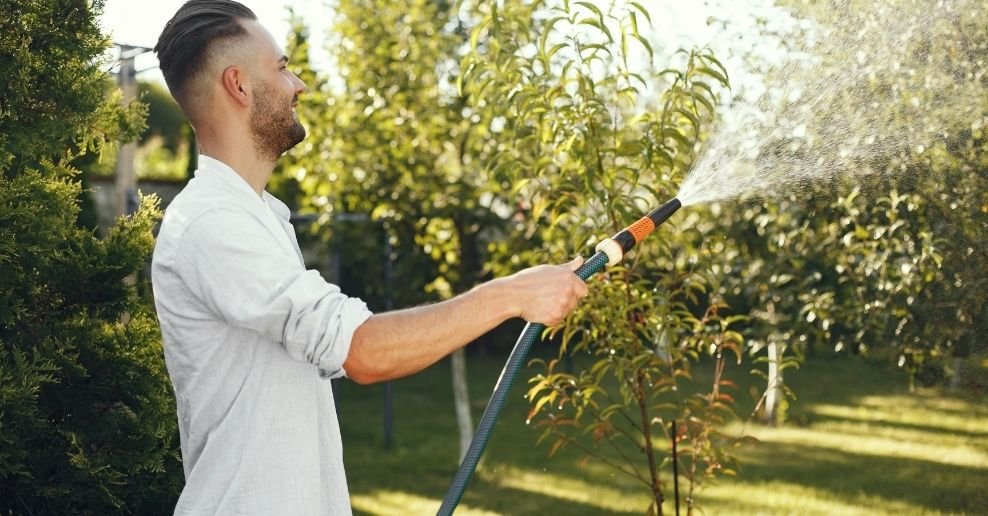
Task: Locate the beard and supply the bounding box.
[249,81,306,162]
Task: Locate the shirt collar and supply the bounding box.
[195,155,290,222]
[196,155,265,203]
[262,191,291,221]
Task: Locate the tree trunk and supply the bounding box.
[450,213,479,462]
[637,373,664,515]
[451,348,473,462]
[763,340,783,426]
[948,356,963,391]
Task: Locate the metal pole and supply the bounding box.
[112,44,153,217]
[114,51,138,217]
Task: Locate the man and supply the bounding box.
[150,1,588,514]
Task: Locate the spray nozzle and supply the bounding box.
[594,198,682,266]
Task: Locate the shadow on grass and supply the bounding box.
[340,362,653,514]
[347,459,644,515]
[457,481,641,515]
[737,440,988,513]
[338,353,988,514]
[807,410,988,443]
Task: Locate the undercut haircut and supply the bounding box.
[154,0,257,110]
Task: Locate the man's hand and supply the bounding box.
[504,257,589,326]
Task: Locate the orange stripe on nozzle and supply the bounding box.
[627,216,656,243]
[595,198,682,266]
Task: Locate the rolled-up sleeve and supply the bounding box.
[176,208,372,378]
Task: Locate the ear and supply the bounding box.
[220,66,250,108]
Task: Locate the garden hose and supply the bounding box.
[437,197,683,515]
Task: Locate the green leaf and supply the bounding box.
[630,1,652,23]
[539,16,566,54]
[675,107,700,131]
[575,1,605,22]
[696,66,729,87]
[529,391,556,419]
[582,43,613,56]
[548,439,567,457]
[470,19,490,50]
[703,54,731,87]
[634,34,654,59]
[691,87,716,113]
[547,42,568,60]
[665,128,692,149]
[577,18,614,44]
[616,140,644,157]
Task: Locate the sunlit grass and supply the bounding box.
[700,481,928,516]
[340,353,988,515]
[814,394,988,433]
[730,423,988,468]
[477,465,648,512]
[350,490,498,515]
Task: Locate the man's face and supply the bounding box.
[242,20,306,161]
[249,78,305,161]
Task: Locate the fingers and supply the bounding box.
[566,256,585,272]
[555,287,585,326]
[514,258,589,326]
[564,258,589,300]
[573,274,589,298]
[547,285,585,326]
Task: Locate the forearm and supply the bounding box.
[343,277,518,384]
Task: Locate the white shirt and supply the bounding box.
[151,155,372,515]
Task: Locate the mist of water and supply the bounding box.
[675,0,986,207]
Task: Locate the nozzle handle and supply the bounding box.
[595,198,681,266]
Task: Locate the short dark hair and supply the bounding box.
[154,0,257,106]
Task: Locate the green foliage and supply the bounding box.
[0,0,181,512]
[705,0,988,390]
[285,0,504,309]
[0,0,145,173]
[0,177,178,513]
[138,81,188,153]
[284,0,983,511]
[134,81,194,182]
[459,1,742,512]
[286,2,749,508]
[134,137,193,182]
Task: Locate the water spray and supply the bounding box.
[437,197,683,515]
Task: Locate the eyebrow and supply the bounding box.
[278,55,289,65]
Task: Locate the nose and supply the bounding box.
[292,72,307,95]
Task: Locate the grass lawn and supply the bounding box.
[335,349,988,515]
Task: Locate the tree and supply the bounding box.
[268,0,982,511]
[698,0,987,399]
[458,1,745,513]
[0,0,181,512]
[282,1,509,459]
[135,80,195,182]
